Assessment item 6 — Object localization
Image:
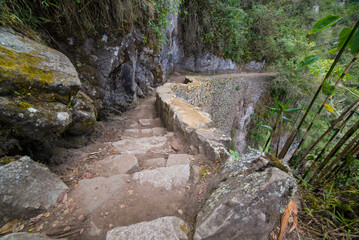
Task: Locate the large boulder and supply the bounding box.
[0,28,97,156]
[194,151,297,240]
[0,156,68,224]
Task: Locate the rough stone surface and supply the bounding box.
[0,28,80,95]
[177,52,237,74]
[133,165,190,190]
[0,28,97,157]
[166,154,192,167]
[0,233,67,240]
[170,74,275,153]
[142,157,166,169]
[0,156,68,224]
[245,60,266,72]
[194,151,297,240]
[112,136,167,155]
[106,216,189,240]
[91,155,139,176]
[71,174,128,213]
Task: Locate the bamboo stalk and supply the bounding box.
[276,112,283,157]
[309,120,359,184]
[278,21,359,160]
[289,52,359,163]
[263,112,281,151]
[297,100,359,171]
[330,141,359,178]
[314,133,359,184]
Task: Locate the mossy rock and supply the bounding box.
[0,27,81,97]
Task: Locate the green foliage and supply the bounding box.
[229,150,240,159]
[182,0,251,62]
[0,0,179,46]
[309,14,342,34]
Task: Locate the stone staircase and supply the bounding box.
[67,95,207,240]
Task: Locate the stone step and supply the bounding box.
[88,155,139,177]
[112,136,168,155]
[71,174,129,213]
[166,154,193,167]
[128,118,164,129]
[123,127,167,138]
[133,165,190,191]
[134,105,157,119]
[141,157,166,169]
[106,216,189,240]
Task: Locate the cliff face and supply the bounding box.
[0,4,238,159]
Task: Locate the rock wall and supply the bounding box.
[156,83,297,240]
[172,74,276,153]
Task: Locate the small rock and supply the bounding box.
[78,215,86,222]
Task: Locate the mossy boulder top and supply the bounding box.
[0,27,81,96]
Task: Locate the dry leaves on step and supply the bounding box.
[278,199,298,240]
[0,219,23,234]
[29,213,44,225]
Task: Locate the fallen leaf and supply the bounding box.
[13,224,25,233]
[57,191,67,203]
[80,228,84,235]
[62,193,68,204]
[64,226,71,232]
[29,214,43,224]
[270,231,277,240]
[36,223,44,232]
[178,209,183,215]
[82,172,90,179]
[120,204,125,209]
[198,189,203,195]
[52,220,59,227]
[44,212,51,218]
[0,219,22,234]
[29,228,35,232]
[278,200,298,240]
[127,190,134,195]
[78,215,86,222]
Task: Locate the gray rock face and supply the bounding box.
[0,156,68,224]
[194,151,297,240]
[106,216,189,240]
[245,60,266,72]
[0,232,67,240]
[177,52,237,74]
[0,28,97,157]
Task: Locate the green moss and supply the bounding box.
[17,101,33,109]
[0,157,16,165]
[264,153,291,174]
[0,45,60,86]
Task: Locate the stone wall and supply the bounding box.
[171,73,276,153]
[156,76,297,240]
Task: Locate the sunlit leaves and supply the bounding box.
[351,30,359,54]
[298,55,319,68]
[309,14,342,34]
[324,104,335,113]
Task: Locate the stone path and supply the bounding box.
[44,89,213,240]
